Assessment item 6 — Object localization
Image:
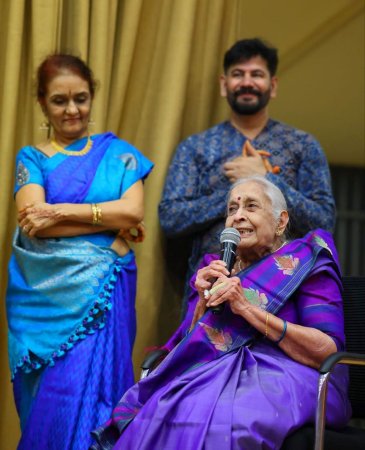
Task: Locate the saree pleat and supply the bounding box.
[14,261,137,450]
[103,342,349,450]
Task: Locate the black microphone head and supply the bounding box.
[220,227,241,246]
[211,227,241,316]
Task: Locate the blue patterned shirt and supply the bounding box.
[159,119,335,288]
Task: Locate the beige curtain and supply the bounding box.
[0,0,240,447]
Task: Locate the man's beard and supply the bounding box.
[226,87,271,115]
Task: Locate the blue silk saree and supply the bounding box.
[6,133,153,450]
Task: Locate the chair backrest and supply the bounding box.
[342,276,365,418]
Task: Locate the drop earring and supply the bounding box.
[39,120,51,139]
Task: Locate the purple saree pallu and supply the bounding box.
[91,230,351,450]
[7,133,153,450]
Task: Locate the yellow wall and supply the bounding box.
[236,0,365,167]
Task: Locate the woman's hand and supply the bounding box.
[194,260,230,301]
[206,276,252,316]
[18,202,64,237]
[188,260,229,328]
[118,222,146,243]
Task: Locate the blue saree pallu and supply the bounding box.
[7,133,153,450]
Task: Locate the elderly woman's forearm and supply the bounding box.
[240,307,337,369]
[278,324,337,369]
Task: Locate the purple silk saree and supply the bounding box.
[7,133,153,450]
[91,230,351,450]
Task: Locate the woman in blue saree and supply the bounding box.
[92,176,351,450]
[6,54,153,450]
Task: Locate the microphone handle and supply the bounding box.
[210,301,225,315]
[210,244,237,315]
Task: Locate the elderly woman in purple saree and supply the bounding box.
[91,176,351,450]
[6,55,153,450]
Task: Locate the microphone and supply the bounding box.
[210,227,241,315]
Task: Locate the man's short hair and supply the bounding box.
[223,38,278,76]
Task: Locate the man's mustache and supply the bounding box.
[234,87,262,98]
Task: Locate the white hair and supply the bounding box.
[228,175,288,220]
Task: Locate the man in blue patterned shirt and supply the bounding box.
[159,38,335,309]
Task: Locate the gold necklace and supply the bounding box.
[51,135,93,156]
[237,259,243,271]
[274,240,288,252]
[236,241,288,271]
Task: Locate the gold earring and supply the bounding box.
[276,229,282,236]
[39,120,49,130]
[39,120,51,139]
[88,118,95,126]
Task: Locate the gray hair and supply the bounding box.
[227,175,288,220]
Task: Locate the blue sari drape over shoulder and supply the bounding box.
[7,133,153,450]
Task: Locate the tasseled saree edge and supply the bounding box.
[11,258,123,380]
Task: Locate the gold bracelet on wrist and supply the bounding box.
[91,203,102,225]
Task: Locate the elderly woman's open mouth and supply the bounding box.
[236,227,254,236]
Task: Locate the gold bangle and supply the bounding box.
[96,204,102,224]
[91,204,97,225]
[265,313,269,338]
[91,203,102,225]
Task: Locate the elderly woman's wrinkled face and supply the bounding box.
[225,181,278,254]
